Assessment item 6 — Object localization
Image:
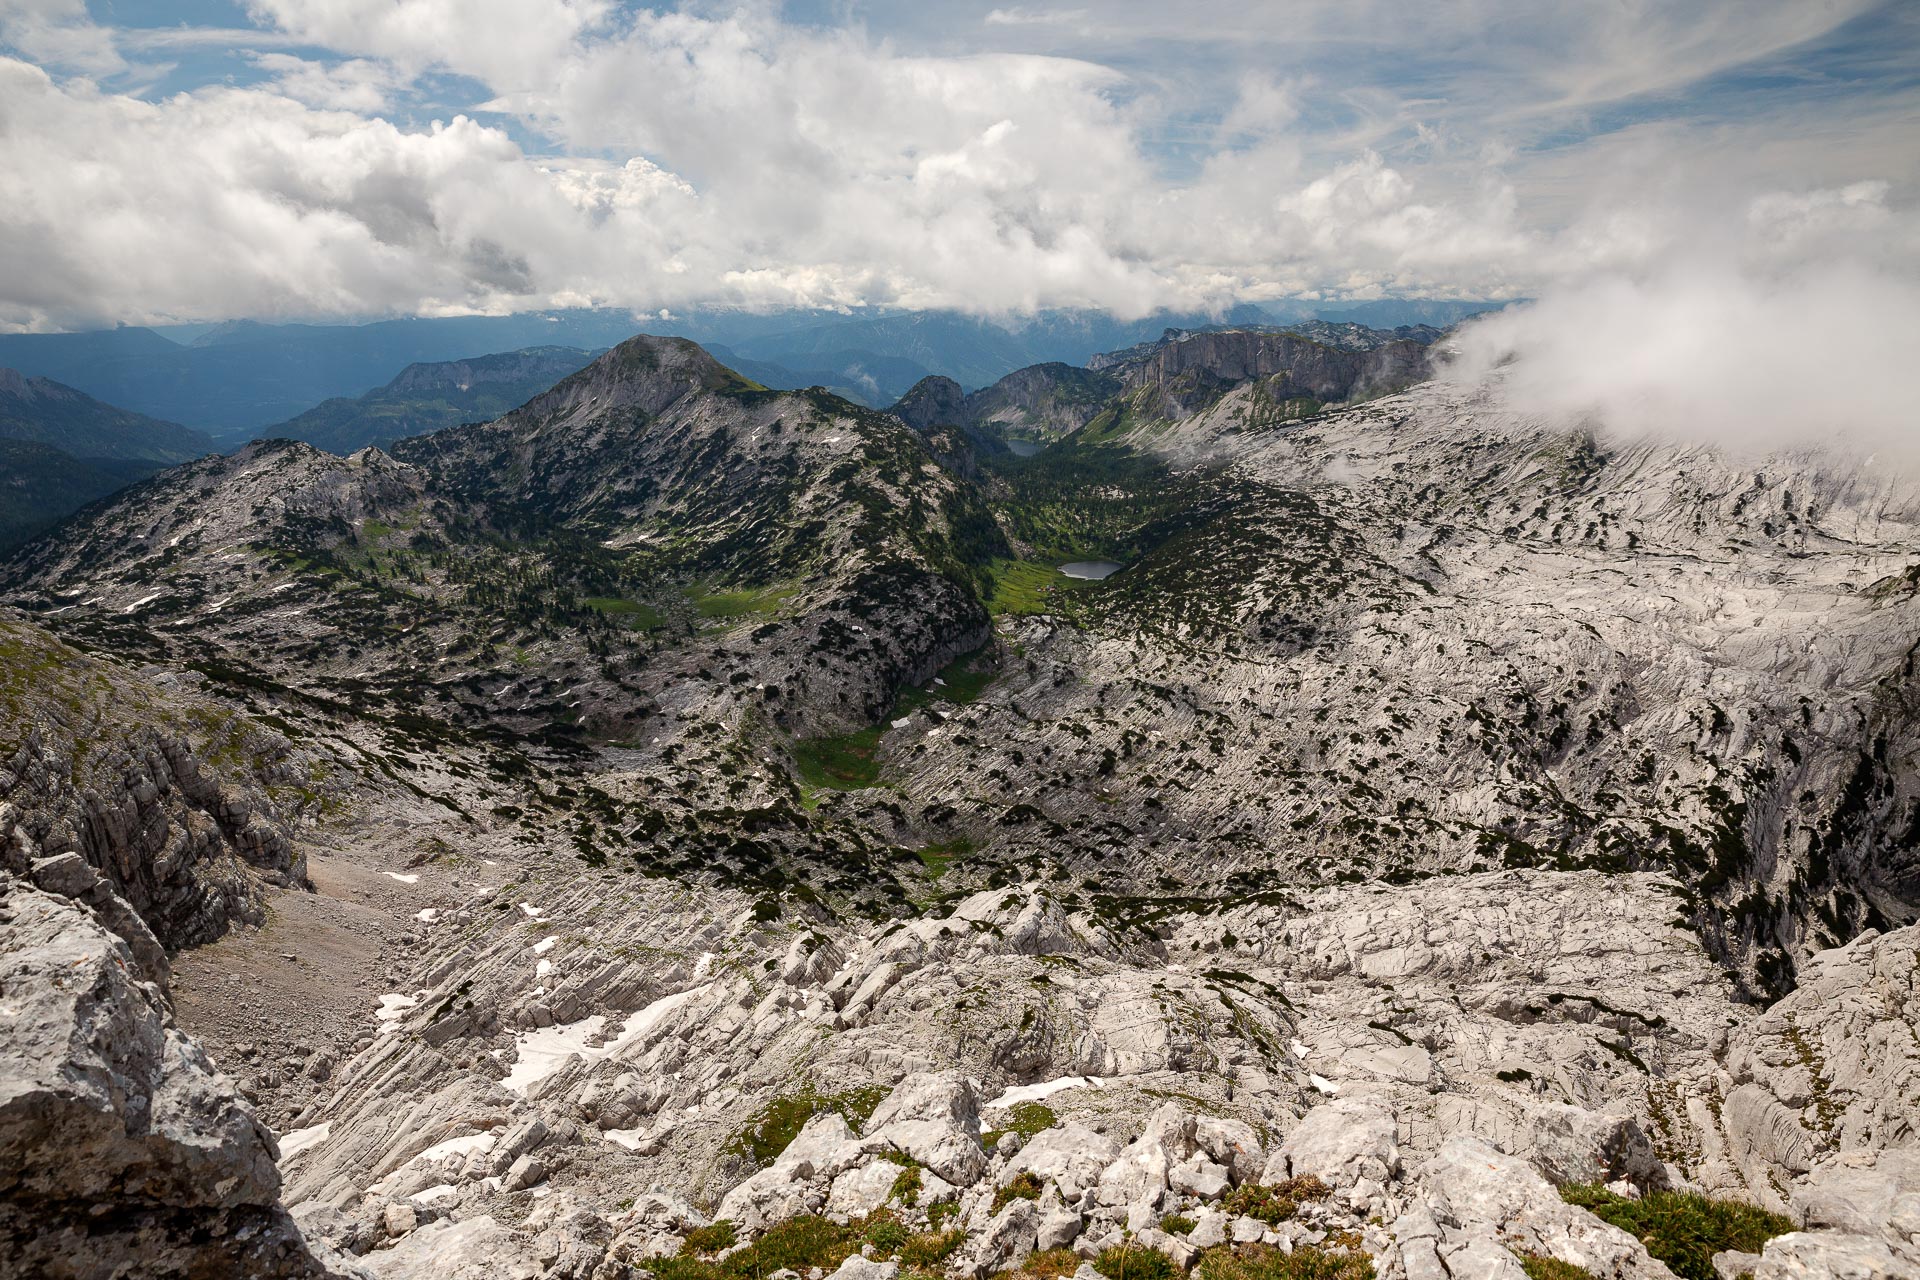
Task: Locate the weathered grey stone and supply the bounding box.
[1752,1231,1909,1280]
[957,1199,1040,1279]
[1009,1124,1121,1203]
[1273,1099,1399,1186]
[829,1256,900,1280]
[0,877,334,1280]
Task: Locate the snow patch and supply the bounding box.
[411,1131,497,1165]
[532,935,559,955]
[384,872,420,884]
[501,985,709,1096]
[276,1121,331,1160]
[375,993,419,1036]
[501,1015,609,1095]
[415,908,440,923]
[986,1076,1105,1109]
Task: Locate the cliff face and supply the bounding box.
[0,871,343,1279]
[1095,328,1433,421]
[0,615,317,950]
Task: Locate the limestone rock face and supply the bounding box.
[1417,1137,1674,1280]
[0,616,313,950]
[0,873,337,1279]
[1723,928,1920,1209]
[1273,1097,1399,1185]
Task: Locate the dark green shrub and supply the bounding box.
[1220,1175,1332,1224]
[1559,1185,1793,1280]
[681,1221,737,1256]
[992,1170,1046,1213]
[1160,1215,1197,1236]
[865,1218,910,1257]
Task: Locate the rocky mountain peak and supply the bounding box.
[505,333,764,428]
[888,374,967,430]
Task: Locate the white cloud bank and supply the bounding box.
[0,0,1915,456]
[1445,181,1920,456]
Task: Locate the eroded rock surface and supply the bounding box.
[0,871,344,1278]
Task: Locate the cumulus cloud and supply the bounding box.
[1444,182,1920,457]
[0,0,1912,383]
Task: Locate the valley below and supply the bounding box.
[3,325,1917,1280]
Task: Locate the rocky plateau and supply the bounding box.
[0,325,1915,1280]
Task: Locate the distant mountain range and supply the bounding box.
[0,368,213,548]
[260,346,603,455]
[0,301,1508,436]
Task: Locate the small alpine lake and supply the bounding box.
[1059,560,1124,580]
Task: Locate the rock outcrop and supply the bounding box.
[0,871,343,1278]
[0,614,315,949]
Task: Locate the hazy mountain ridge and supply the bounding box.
[0,368,217,549]
[261,347,602,456]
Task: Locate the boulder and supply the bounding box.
[0,876,336,1280]
[957,1198,1040,1279]
[1008,1123,1121,1202]
[1195,1117,1265,1186]
[1417,1137,1673,1280]
[1752,1232,1909,1280]
[1169,1155,1232,1200]
[865,1074,987,1186]
[828,1161,904,1217]
[830,1257,900,1280]
[1097,1104,1198,1208]
[1271,1098,1399,1186]
[1793,1151,1920,1245]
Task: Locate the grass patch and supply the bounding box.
[690,582,797,621]
[982,1101,1058,1150]
[1018,1250,1085,1279]
[1095,1243,1180,1280]
[792,724,885,789]
[681,1222,738,1256]
[915,836,974,878]
[1221,1176,1332,1225]
[1559,1185,1793,1280]
[991,1170,1046,1213]
[790,648,998,792]
[584,596,667,629]
[1518,1255,1597,1280]
[1199,1243,1375,1280]
[1160,1215,1196,1236]
[986,558,1069,617]
[899,1227,966,1269]
[721,1084,890,1167]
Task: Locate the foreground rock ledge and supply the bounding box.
[0,870,345,1280]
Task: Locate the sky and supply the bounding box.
[0,1,1916,348]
